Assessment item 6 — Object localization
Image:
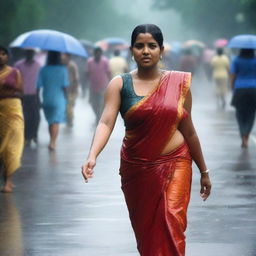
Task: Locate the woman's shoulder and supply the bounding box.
[107,75,124,91]
[6,66,21,77]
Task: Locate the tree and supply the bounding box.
[0,0,43,46]
[1,0,138,46]
[153,0,256,41]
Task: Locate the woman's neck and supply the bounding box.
[136,66,161,80]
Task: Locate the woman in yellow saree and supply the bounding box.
[0,46,24,193]
[82,24,212,256]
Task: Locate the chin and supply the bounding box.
[138,63,157,69]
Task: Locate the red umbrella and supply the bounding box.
[214,38,228,48]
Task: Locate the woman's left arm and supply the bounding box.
[178,89,212,201]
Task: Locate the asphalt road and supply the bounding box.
[1,74,256,256]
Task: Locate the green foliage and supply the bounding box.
[0,0,43,46]
[154,0,256,41]
[1,0,138,46]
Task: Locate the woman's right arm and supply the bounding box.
[81,76,122,182]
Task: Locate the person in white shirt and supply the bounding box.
[109,49,128,78]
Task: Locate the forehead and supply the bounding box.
[134,33,157,43]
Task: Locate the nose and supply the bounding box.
[142,46,149,55]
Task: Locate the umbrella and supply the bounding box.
[80,39,94,56]
[10,29,87,57]
[214,38,228,48]
[183,40,205,48]
[95,37,128,51]
[163,42,171,52]
[228,34,256,49]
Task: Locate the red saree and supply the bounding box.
[120,71,192,256]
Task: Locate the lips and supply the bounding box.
[141,57,151,61]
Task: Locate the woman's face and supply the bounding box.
[0,50,8,66]
[131,33,163,68]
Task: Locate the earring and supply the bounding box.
[160,55,163,60]
[132,56,135,61]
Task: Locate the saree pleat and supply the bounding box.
[120,71,192,256]
[0,99,24,175]
[0,67,24,176]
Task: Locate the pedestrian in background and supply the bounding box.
[0,46,24,193]
[15,49,41,145]
[82,24,211,256]
[37,51,69,150]
[179,48,198,76]
[230,48,256,148]
[211,48,230,109]
[61,53,80,127]
[86,47,110,124]
[109,49,129,78]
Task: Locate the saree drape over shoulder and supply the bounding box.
[0,66,24,176]
[120,71,192,256]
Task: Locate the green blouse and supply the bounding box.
[120,73,144,118]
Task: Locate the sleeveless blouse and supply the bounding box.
[120,73,144,118]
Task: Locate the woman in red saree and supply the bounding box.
[82,24,211,256]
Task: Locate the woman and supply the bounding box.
[0,46,24,193]
[231,48,256,148]
[37,51,69,150]
[211,48,230,109]
[82,24,211,256]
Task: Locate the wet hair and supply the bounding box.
[217,48,224,55]
[239,48,255,58]
[94,46,102,54]
[0,46,10,56]
[47,51,61,65]
[114,49,120,56]
[131,24,164,48]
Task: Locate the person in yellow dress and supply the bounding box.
[211,48,230,108]
[0,46,24,193]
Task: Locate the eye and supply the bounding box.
[133,43,144,49]
[149,43,158,49]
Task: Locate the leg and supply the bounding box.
[48,123,59,150]
[236,107,250,148]
[89,91,103,124]
[66,93,77,126]
[1,165,14,193]
[166,160,192,255]
[22,96,32,145]
[32,95,41,143]
[242,107,256,147]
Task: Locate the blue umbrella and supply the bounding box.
[104,37,128,45]
[10,29,88,57]
[228,34,256,49]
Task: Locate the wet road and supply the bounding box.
[1,74,256,256]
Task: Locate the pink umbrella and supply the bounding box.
[214,38,228,48]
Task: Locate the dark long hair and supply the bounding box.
[0,45,10,56]
[131,24,164,48]
[239,49,255,58]
[47,51,61,65]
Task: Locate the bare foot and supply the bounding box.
[1,185,13,193]
[48,144,56,151]
[241,138,248,148]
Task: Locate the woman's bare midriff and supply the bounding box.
[160,130,185,155]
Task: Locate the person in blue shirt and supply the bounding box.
[37,51,69,150]
[230,48,256,148]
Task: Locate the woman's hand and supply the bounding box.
[200,174,212,201]
[81,158,96,183]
